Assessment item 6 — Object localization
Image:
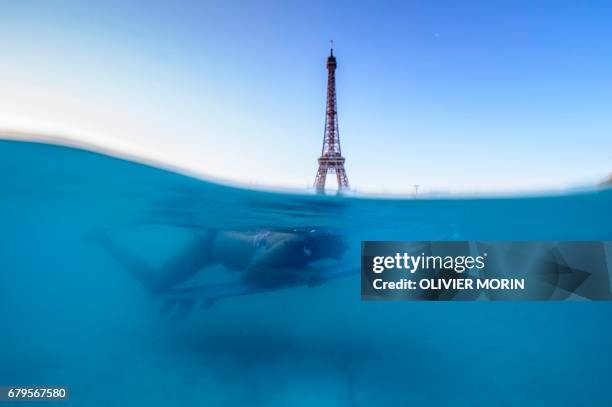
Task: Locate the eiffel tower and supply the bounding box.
[314,44,349,193]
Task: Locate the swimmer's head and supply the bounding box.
[302,229,348,260]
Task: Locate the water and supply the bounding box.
[1,139,611,406]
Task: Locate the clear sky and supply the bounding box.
[1,1,611,194]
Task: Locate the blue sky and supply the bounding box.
[1,1,611,193]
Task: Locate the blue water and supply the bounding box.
[1,139,611,406]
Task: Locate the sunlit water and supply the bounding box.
[1,139,611,406]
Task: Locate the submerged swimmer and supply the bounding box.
[89,228,348,293]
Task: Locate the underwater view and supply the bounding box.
[1,139,612,406]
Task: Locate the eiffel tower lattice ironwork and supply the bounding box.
[314,44,349,193]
